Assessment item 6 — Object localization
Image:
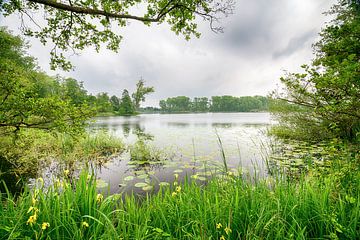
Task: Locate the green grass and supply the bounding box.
[1,158,359,239]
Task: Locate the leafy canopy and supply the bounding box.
[0,0,234,70]
[132,78,155,110]
[0,27,93,135]
[271,0,360,141]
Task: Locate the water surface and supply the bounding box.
[91,112,273,194]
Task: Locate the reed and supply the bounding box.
[1,157,359,239]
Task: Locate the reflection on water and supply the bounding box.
[90,113,274,194]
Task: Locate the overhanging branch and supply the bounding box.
[27,0,161,22]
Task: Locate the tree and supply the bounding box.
[58,77,89,106]
[132,79,155,110]
[192,97,209,112]
[271,0,360,141]
[0,27,92,135]
[95,92,113,113]
[119,89,135,115]
[110,95,120,112]
[0,0,234,70]
[164,96,191,112]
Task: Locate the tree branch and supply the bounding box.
[27,0,161,22]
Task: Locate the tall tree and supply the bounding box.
[119,89,135,115]
[271,0,360,141]
[110,95,121,112]
[132,79,155,110]
[0,0,234,70]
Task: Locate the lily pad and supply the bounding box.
[159,182,170,187]
[142,185,153,191]
[137,174,149,179]
[96,179,109,188]
[173,169,183,173]
[124,176,134,181]
[134,182,149,188]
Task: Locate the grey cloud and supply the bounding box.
[272,29,318,59]
[1,0,336,107]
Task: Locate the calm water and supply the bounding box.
[91,112,274,194]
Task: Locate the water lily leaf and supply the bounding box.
[173,169,183,173]
[142,185,153,191]
[124,176,134,181]
[137,174,149,179]
[96,179,108,188]
[134,182,148,188]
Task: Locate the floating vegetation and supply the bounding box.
[134,182,149,188]
[123,176,134,181]
[96,179,109,188]
[268,139,335,177]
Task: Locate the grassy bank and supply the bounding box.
[1,155,359,239]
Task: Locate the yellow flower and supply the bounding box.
[64,169,70,176]
[171,192,177,197]
[41,222,50,230]
[96,193,103,203]
[224,226,232,235]
[227,171,233,176]
[26,214,37,226]
[216,223,222,229]
[31,197,37,206]
[220,236,225,240]
[176,186,181,193]
[27,206,34,213]
[82,221,89,228]
[174,173,179,179]
[27,206,39,214]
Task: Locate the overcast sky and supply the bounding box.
[1,0,335,107]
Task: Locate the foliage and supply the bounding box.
[109,95,120,112]
[160,96,191,112]
[271,0,360,141]
[118,89,135,115]
[94,92,113,113]
[211,95,268,112]
[0,0,234,70]
[159,95,268,113]
[129,139,163,163]
[1,155,359,239]
[0,28,93,135]
[0,129,125,194]
[132,78,155,110]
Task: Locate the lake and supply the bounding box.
[91,112,274,194]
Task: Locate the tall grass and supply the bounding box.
[1,158,359,239]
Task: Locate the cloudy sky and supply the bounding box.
[1,0,335,106]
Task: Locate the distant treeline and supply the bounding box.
[36,77,154,116]
[159,96,268,113]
